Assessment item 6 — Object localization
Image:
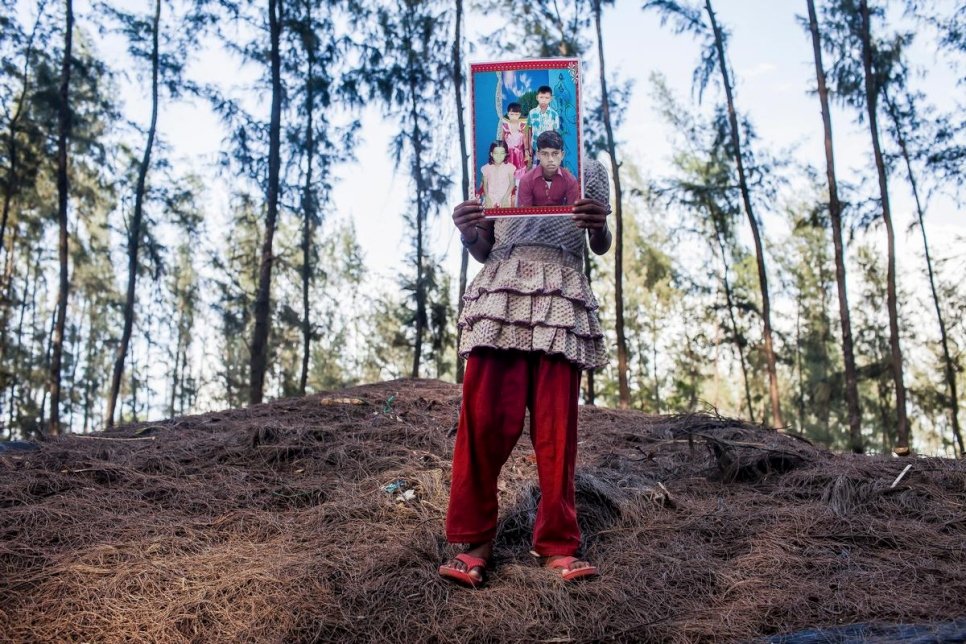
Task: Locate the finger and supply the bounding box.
[572,215,605,229]
[572,199,611,213]
[454,201,484,213]
[453,204,485,223]
[572,205,610,216]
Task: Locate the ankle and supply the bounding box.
[467,542,492,557]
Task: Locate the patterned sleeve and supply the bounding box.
[582,157,610,204]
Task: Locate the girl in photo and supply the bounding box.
[479,141,516,208]
[498,103,529,180]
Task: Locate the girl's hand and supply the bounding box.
[571,198,611,230]
[452,199,490,236]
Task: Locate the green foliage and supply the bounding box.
[479,0,591,58]
[210,195,260,408]
[357,0,454,377]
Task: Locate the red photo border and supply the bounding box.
[469,58,582,218]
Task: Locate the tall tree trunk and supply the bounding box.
[592,0,629,408]
[651,313,661,411]
[705,0,783,429]
[39,306,57,431]
[882,92,963,457]
[169,315,183,417]
[584,255,595,405]
[128,344,138,422]
[67,299,85,430]
[106,0,161,428]
[635,328,647,408]
[250,0,284,404]
[8,237,31,435]
[858,0,909,454]
[453,0,470,384]
[795,290,805,433]
[0,224,21,419]
[299,0,316,396]
[83,300,95,432]
[408,49,427,379]
[15,247,40,432]
[48,0,74,436]
[707,196,756,424]
[806,0,863,452]
[0,1,48,260]
[684,324,699,410]
[179,327,190,413]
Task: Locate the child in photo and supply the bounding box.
[526,85,560,166]
[479,141,516,208]
[498,102,529,180]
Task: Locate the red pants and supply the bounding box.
[445,348,582,556]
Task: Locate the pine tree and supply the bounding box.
[651,77,760,422]
[591,0,630,408]
[804,0,864,452]
[645,0,784,428]
[48,0,75,435]
[821,0,910,452]
[881,63,964,456]
[453,0,470,384]
[363,0,453,378]
[104,0,162,427]
[0,6,119,437]
[248,0,284,403]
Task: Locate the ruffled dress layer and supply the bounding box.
[458,243,607,371]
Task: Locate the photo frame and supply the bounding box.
[469,58,583,217]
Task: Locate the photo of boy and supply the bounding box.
[498,103,529,179]
[479,141,516,208]
[516,131,577,207]
[526,85,560,166]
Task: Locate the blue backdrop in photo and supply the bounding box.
[472,68,579,192]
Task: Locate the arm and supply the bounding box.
[572,198,612,255]
[500,167,514,206]
[524,116,532,159]
[522,121,531,163]
[453,200,494,263]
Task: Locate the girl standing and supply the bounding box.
[498,103,529,180]
[439,159,613,587]
[480,141,516,208]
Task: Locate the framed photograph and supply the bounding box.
[470,58,583,217]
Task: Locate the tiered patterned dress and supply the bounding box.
[457,159,609,371]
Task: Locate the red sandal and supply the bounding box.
[438,553,488,588]
[547,556,598,582]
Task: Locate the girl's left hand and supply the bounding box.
[571,198,611,230]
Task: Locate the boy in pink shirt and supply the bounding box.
[515,131,578,207]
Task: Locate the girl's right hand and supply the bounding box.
[452,200,489,236]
